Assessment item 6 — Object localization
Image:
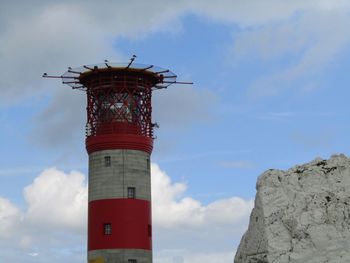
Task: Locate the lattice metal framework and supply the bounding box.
[83,70,155,138]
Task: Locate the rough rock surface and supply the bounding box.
[235,154,350,263]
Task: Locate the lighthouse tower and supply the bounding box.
[44,58,191,263]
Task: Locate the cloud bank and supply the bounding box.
[1,0,349,100]
[2,1,349,148]
[0,164,252,262]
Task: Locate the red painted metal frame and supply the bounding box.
[83,71,156,140]
[88,199,152,251]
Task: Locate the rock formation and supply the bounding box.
[235,154,350,263]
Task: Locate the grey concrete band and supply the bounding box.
[88,149,151,202]
[88,248,152,263]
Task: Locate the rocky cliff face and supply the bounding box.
[235,154,350,263]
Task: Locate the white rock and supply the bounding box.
[235,154,350,263]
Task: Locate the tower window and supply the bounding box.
[104,156,111,167]
[148,224,152,237]
[128,260,137,263]
[104,223,112,235]
[127,187,136,199]
[146,158,150,171]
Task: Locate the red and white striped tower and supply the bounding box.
[44,58,192,263]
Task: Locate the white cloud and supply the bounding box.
[0,197,21,238]
[151,164,252,262]
[231,8,350,97]
[183,251,235,263]
[151,163,253,228]
[2,0,349,103]
[23,168,88,233]
[0,2,118,105]
[152,164,204,227]
[154,250,234,263]
[185,0,350,29]
[0,168,87,262]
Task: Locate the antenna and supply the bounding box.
[126,54,137,69]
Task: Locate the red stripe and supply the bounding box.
[88,199,152,251]
[86,134,153,154]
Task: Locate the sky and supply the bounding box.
[1,1,350,262]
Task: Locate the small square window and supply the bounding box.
[128,260,137,263]
[127,187,136,199]
[104,223,112,235]
[148,224,152,237]
[146,159,150,170]
[104,156,111,167]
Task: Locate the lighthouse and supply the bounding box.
[43,58,192,263]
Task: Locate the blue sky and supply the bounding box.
[1,1,350,262]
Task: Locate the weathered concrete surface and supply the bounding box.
[235,154,350,263]
[89,149,151,202]
[89,249,152,263]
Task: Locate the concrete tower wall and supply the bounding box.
[88,149,152,263]
[88,149,151,202]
